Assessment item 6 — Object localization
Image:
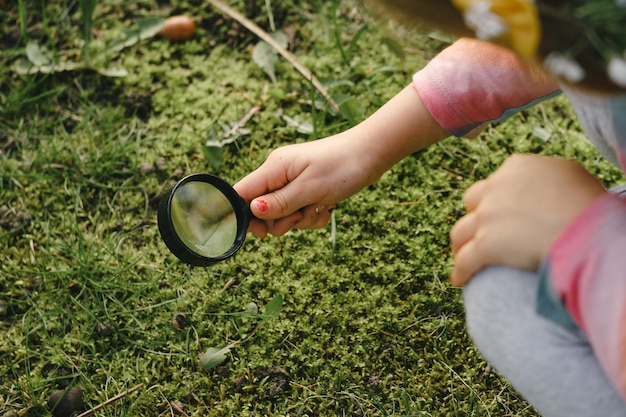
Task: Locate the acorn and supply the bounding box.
[47,386,85,417]
[160,15,195,42]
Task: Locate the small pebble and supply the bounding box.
[47,386,84,417]
[95,321,115,337]
[154,157,167,172]
[138,162,155,175]
[172,312,190,331]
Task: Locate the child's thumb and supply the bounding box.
[249,187,302,220]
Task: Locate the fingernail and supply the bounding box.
[254,199,269,214]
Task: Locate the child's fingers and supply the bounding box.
[233,163,279,204]
[292,204,335,230]
[249,205,334,236]
[249,178,323,220]
[463,179,488,212]
[247,211,305,237]
[267,211,305,236]
[450,212,477,254]
[450,239,488,286]
[248,219,269,238]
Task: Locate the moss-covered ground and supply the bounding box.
[1,1,624,416]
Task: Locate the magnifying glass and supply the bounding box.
[157,173,251,266]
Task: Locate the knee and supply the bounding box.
[462,267,506,344]
[462,266,536,352]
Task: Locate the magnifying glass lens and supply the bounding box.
[158,174,250,266]
[170,181,237,257]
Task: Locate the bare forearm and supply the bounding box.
[349,83,450,183]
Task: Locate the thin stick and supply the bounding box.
[221,105,261,140]
[207,0,341,115]
[75,383,145,417]
[222,276,237,290]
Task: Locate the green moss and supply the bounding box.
[2,1,623,416]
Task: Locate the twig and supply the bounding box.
[170,400,190,417]
[206,0,342,115]
[222,276,238,290]
[221,105,261,140]
[75,383,145,417]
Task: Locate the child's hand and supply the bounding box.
[233,132,381,238]
[449,154,606,286]
[234,84,450,238]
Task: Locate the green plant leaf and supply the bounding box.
[334,94,363,123]
[97,66,129,77]
[260,294,283,321]
[199,346,231,370]
[252,41,278,82]
[244,302,259,316]
[25,41,51,66]
[281,113,314,134]
[80,0,98,40]
[252,31,288,83]
[13,59,85,75]
[137,16,166,38]
[532,126,552,142]
[202,128,224,169]
[14,58,126,77]
[12,59,35,75]
[201,146,223,169]
[106,17,166,55]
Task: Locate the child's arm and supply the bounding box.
[234,84,449,237]
[234,38,559,237]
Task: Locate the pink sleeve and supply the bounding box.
[546,193,626,400]
[413,38,559,137]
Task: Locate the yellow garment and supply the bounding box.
[451,0,541,58]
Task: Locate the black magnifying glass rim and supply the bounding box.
[157,173,250,266]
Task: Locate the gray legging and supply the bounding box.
[463,266,626,416]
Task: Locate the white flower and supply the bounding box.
[463,1,508,40]
[607,56,626,87]
[543,52,586,84]
[616,0,626,7]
